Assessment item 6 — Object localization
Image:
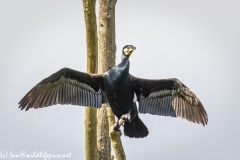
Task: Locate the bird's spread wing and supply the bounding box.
[19,68,105,111]
[130,75,208,126]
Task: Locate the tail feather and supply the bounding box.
[124,115,149,138]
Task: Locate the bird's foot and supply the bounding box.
[120,113,131,122]
[113,122,121,131]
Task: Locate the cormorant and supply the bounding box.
[19,45,208,138]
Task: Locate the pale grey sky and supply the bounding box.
[0,0,239,159]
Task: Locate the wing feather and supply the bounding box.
[130,75,208,126]
[19,68,105,111]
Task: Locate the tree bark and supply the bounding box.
[98,0,117,72]
[82,0,98,160]
[98,0,126,160]
[107,108,126,160]
[97,104,111,160]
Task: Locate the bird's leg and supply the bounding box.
[120,113,131,122]
[113,118,126,131]
[113,118,124,131]
[120,108,138,122]
[113,103,138,131]
[113,122,121,131]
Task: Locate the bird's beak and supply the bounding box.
[129,46,136,52]
[124,46,136,56]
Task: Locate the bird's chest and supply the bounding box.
[104,74,133,115]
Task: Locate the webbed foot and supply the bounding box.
[113,122,121,131]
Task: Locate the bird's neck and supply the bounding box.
[109,56,130,84]
[120,54,130,71]
[121,54,129,60]
[119,56,130,73]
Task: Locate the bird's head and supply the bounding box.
[122,45,136,57]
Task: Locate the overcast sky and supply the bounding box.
[0,0,239,160]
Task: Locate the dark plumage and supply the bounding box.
[19,45,208,138]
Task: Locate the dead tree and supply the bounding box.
[83,0,126,159]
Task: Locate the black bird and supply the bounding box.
[19,45,208,138]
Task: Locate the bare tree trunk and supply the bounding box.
[98,0,116,72]
[98,0,126,160]
[97,104,111,160]
[82,0,98,160]
[107,108,126,160]
[82,0,125,159]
